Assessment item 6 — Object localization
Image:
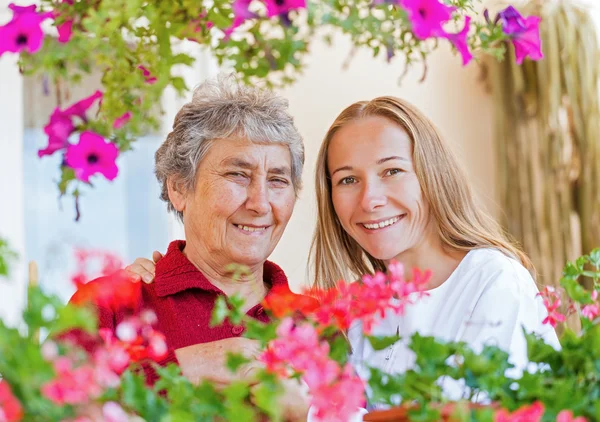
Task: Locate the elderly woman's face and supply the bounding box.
[177,138,296,268]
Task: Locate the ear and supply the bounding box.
[167,176,187,214]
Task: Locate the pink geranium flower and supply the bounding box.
[494,401,545,422]
[497,6,543,64]
[65,131,119,182]
[400,0,455,40]
[264,0,306,18]
[102,402,129,422]
[538,286,566,328]
[0,381,23,422]
[0,5,52,56]
[557,410,587,422]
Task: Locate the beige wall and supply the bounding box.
[270,35,496,289]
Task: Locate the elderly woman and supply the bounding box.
[70,76,309,420]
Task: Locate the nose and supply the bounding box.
[245,179,271,215]
[360,179,387,212]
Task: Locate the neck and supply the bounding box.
[386,231,466,290]
[182,241,268,310]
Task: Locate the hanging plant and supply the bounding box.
[0,0,543,218]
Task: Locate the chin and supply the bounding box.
[363,243,403,261]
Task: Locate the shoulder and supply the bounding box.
[458,248,537,297]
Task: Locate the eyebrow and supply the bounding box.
[221,158,291,176]
[330,156,409,177]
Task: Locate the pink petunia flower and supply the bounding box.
[138,65,157,84]
[497,6,543,64]
[264,0,306,18]
[223,0,256,37]
[400,0,455,40]
[443,16,472,65]
[56,19,73,43]
[113,111,132,129]
[0,6,51,56]
[39,109,75,157]
[63,90,103,120]
[65,131,119,182]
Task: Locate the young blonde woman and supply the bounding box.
[309,97,559,404]
[127,96,559,405]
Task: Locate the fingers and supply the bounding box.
[152,250,163,263]
[125,258,156,284]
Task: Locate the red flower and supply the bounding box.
[70,270,141,312]
[495,401,545,422]
[0,381,23,422]
[262,284,320,318]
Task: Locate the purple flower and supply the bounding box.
[264,0,306,18]
[443,16,472,66]
[65,131,119,183]
[400,0,455,40]
[0,5,51,56]
[498,6,543,64]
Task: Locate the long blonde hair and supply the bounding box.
[309,96,533,289]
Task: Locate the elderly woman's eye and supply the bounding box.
[270,178,290,186]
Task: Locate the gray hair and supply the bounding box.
[155,75,305,220]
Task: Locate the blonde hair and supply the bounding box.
[309,96,533,289]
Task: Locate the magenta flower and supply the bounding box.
[65,131,119,183]
[400,0,455,40]
[224,0,255,38]
[113,112,132,129]
[443,16,472,65]
[38,91,103,158]
[63,90,103,119]
[56,19,73,43]
[137,65,157,84]
[498,6,543,64]
[264,0,306,18]
[39,109,75,157]
[0,5,51,56]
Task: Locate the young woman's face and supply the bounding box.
[327,116,434,261]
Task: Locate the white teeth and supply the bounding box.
[362,216,401,230]
[236,225,267,233]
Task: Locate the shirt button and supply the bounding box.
[232,326,244,335]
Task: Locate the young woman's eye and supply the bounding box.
[385,168,403,177]
[339,176,357,185]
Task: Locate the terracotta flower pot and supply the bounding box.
[363,403,495,422]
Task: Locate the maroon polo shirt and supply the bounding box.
[70,240,292,384]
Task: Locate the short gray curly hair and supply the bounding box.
[155,75,305,220]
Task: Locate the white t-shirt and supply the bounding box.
[348,248,560,406]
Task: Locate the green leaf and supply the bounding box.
[210,296,229,327]
[0,237,18,278]
[244,319,278,344]
[367,334,402,351]
[226,352,251,373]
[589,248,600,268]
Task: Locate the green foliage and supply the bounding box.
[0,237,17,278]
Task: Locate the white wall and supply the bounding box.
[271,35,496,289]
[0,1,26,326]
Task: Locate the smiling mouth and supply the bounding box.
[359,215,404,230]
[233,224,270,233]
